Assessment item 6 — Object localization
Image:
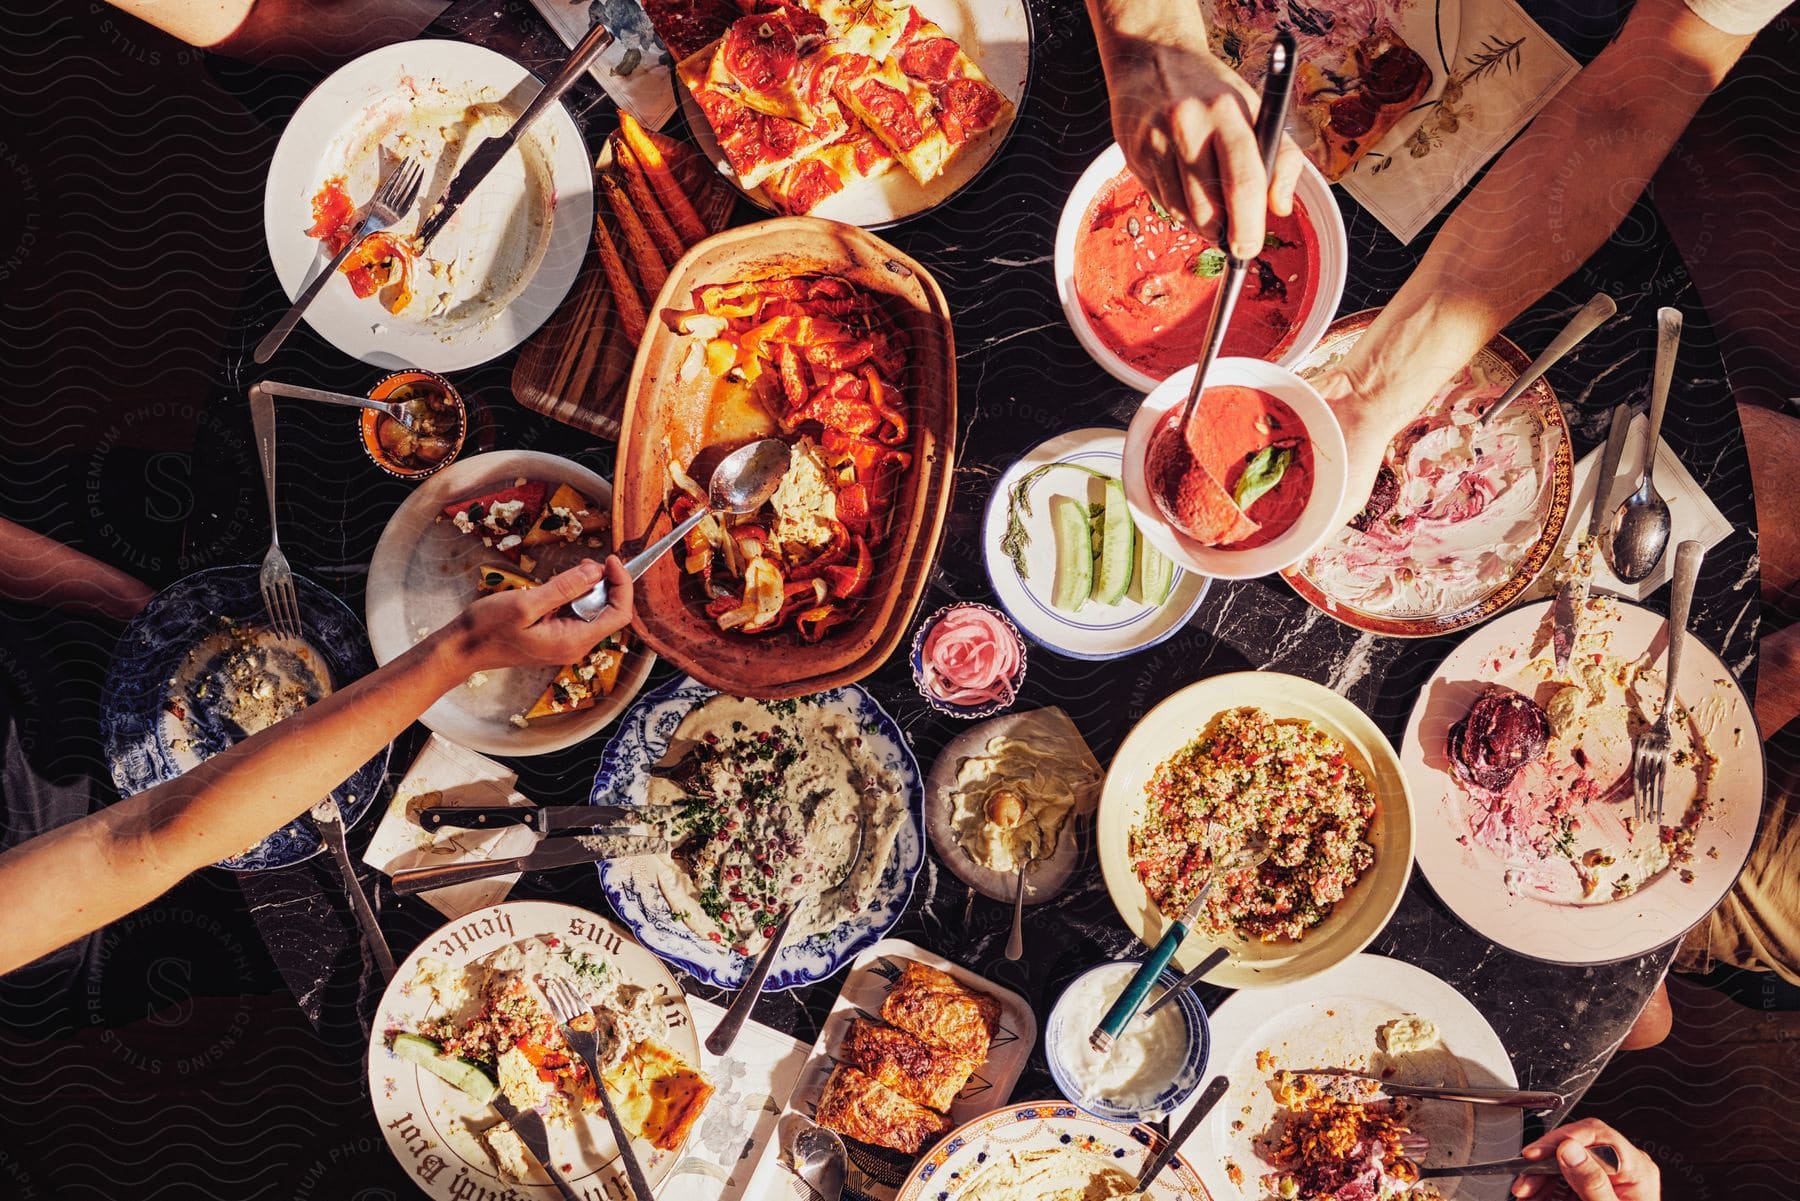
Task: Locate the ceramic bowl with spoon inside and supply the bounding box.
[1122,357,1346,581]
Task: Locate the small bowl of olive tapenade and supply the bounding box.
[360,370,466,480]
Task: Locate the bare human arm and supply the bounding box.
[1084,0,1305,257]
[0,516,156,622]
[1313,0,1756,526]
[0,557,632,975]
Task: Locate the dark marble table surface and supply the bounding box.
[168,0,1760,1187]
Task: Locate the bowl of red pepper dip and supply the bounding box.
[1055,144,1346,393]
[1122,357,1347,581]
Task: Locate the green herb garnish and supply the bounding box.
[1233,446,1294,510]
[1192,248,1228,278]
[1263,232,1297,250]
[1001,461,1115,581]
[698,884,728,921]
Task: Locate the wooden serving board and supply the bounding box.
[510,132,737,439]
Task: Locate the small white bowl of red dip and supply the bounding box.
[1122,357,1347,581]
[1055,143,1346,392]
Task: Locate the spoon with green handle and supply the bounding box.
[1089,832,1266,1053]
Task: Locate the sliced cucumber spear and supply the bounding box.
[390,1032,499,1103]
[1138,537,1175,607]
[1050,494,1095,612]
[1094,478,1135,606]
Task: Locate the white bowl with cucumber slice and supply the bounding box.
[983,427,1209,659]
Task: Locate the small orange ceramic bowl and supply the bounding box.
[360,370,467,480]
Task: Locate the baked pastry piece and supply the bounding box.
[1293,24,1431,181]
[879,961,1002,1062]
[816,1063,954,1154]
[606,1037,715,1151]
[840,1017,976,1111]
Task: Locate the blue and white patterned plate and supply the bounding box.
[102,564,390,872]
[896,1101,1208,1201]
[594,674,924,990]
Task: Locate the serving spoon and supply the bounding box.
[1161,30,1298,457]
[1478,292,1617,427]
[572,437,790,620]
[1604,307,1682,583]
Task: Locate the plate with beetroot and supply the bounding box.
[1401,596,1763,964]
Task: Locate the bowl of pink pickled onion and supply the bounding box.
[910,603,1027,719]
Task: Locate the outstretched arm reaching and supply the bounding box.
[0,557,633,975]
[1312,0,1758,526]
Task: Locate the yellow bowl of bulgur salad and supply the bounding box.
[1097,672,1414,989]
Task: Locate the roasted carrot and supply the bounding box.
[618,111,709,244]
[600,173,670,300]
[612,139,688,266]
[592,214,647,343]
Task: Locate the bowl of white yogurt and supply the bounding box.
[1044,960,1210,1122]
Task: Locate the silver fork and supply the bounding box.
[248,385,303,639]
[1632,539,1704,828]
[256,379,418,429]
[540,976,653,1201]
[254,156,424,363]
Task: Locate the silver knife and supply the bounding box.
[1285,1068,1562,1109]
[391,832,668,895]
[1553,404,1632,674]
[417,20,613,248]
[1137,1075,1230,1189]
[488,1093,581,1201]
[418,804,682,836]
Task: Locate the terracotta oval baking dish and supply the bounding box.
[614,216,956,699]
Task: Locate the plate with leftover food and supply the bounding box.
[595,674,925,988]
[895,1100,1209,1201]
[1402,597,1763,964]
[1204,0,1459,183]
[263,39,593,371]
[672,0,1030,225]
[1285,309,1575,636]
[777,940,1035,1198]
[368,901,713,1198]
[1055,143,1347,392]
[982,427,1209,659]
[103,564,389,871]
[1098,671,1415,989]
[1196,953,1517,1201]
[366,449,655,757]
[925,706,1103,904]
[614,217,955,698]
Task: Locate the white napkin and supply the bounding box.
[1522,411,1735,603]
[1341,0,1580,244]
[361,734,540,919]
[656,998,815,1201]
[527,0,679,129]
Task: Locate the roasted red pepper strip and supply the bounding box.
[822,535,872,599]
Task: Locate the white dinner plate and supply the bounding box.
[367,901,701,1198]
[365,449,654,756]
[1192,953,1518,1201]
[676,0,1031,226]
[982,427,1208,659]
[1403,598,1764,964]
[264,40,593,371]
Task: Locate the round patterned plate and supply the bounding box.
[1282,309,1575,637]
[102,564,389,871]
[367,901,701,1198]
[595,674,925,989]
[896,1101,1209,1201]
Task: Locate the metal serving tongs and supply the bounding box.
[1166,28,1299,447]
